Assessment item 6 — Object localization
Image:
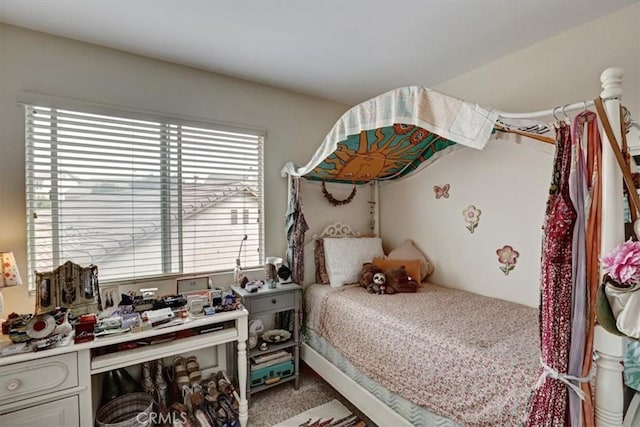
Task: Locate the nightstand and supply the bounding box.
[232,283,301,396]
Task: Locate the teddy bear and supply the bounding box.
[360,263,418,294]
[384,266,418,293]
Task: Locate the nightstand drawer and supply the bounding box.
[0,352,78,406]
[250,292,295,314]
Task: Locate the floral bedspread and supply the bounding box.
[305,283,540,427]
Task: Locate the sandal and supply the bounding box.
[204,379,219,403]
[173,356,189,388]
[217,393,238,421]
[186,356,202,385]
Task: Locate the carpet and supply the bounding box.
[272,399,365,427]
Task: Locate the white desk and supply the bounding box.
[0,309,248,427]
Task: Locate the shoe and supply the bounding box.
[217,393,238,421]
[141,361,155,395]
[215,371,235,397]
[186,356,202,385]
[204,379,219,404]
[173,356,189,388]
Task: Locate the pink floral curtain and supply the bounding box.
[526,124,577,426]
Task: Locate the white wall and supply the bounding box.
[0,24,349,314]
[381,3,640,307]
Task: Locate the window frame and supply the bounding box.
[21,93,266,290]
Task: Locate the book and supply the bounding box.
[251,354,293,371]
[252,350,289,364]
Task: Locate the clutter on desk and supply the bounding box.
[1,284,243,358]
[1,308,75,355]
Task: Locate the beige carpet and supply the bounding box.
[247,364,375,427]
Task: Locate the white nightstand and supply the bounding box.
[232,283,301,396]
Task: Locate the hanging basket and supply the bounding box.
[95,392,154,427]
[595,282,625,337]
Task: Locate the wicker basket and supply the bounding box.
[96,392,154,427]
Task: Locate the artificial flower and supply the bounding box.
[601,239,640,286]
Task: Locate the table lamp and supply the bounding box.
[234,234,248,285]
[1,251,22,320]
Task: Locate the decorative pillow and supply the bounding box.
[372,257,422,283]
[314,239,330,284]
[323,237,384,287]
[388,239,434,280]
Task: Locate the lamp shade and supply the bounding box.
[1,251,23,288]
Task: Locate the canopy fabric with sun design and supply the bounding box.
[281,86,501,184]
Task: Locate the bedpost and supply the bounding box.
[594,67,626,427]
[371,180,380,236]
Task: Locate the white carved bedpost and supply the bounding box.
[371,180,380,236]
[594,67,626,427]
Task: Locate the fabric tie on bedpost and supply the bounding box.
[535,358,590,400]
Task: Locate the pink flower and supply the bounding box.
[497,245,519,276]
[497,245,519,265]
[601,239,640,286]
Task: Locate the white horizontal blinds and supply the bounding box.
[168,124,263,274]
[25,105,264,287]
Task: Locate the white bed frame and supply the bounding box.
[298,69,634,427]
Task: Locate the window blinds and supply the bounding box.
[25,105,264,287]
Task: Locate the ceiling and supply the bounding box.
[0,0,638,105]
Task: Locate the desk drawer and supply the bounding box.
[250,292,295,314]
[0,352,78,406]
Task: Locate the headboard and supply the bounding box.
[302,222,360,286]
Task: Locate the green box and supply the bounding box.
[250,360,294,387]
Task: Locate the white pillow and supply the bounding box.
[323,237,384,287]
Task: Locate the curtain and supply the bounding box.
[526,123,577,426]
[285,176,308,285]
[580,111,602,427]
[566,111,600,427]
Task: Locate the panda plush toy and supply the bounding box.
[371,272,387,294]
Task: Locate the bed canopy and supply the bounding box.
[281,68,634,426]
[280,86,501,184]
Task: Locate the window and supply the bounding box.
[25,104,264,288]
[243,208,250,225]
[230,209,238,225]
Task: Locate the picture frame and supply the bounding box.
[100,284,119,312]
[35,271,57,314]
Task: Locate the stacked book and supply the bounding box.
[250,350,293,372]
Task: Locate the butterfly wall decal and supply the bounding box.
[433,184,450,199]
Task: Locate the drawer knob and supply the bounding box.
[271,299,277,304]
[7,379,21,391]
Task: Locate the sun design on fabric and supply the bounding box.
[309,123,452,182]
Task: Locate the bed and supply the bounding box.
[282,68,632,426]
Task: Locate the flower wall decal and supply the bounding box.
[497,245,519,276]
[463,205,481,233]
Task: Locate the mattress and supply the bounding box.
[304,283,541,427]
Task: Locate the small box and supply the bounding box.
[249,360,294,387]
[74,322,95,343]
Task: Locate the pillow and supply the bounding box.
[388,239,434,280]
[314,239,330,284]
[372,257,422,283]
[323,237,384,287]
[314,234,377,285]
